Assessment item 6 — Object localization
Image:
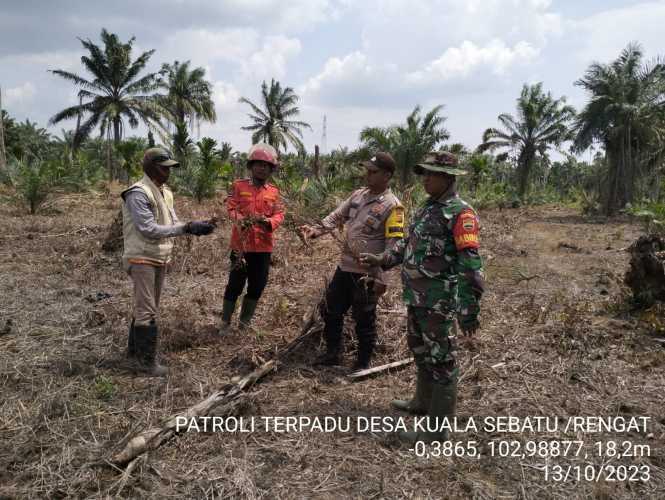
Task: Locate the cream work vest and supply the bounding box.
[121,175,175,268]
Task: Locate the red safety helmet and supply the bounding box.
[247,143,279,169]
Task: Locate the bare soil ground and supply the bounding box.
[0,187,664,499]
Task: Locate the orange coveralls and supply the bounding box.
[226,178,285,252]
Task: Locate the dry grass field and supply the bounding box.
[0,185,663,499]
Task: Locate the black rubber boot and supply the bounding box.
[391,368,432,415]
[133,322,168,377]
[399,378,457,444]
[314,349,342,366]
[218,299,237,334]
[314,331,342,366]
[126,318,136,358]
[314,332,342,366]
[238,296,259,330]
[351,336,374,372]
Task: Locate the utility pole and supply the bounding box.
[74,94,82,147]
[0,85,7,172]
[321,114,327,155]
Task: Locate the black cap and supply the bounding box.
[359,152,396,174]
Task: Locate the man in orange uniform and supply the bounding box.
[220,143,285,332]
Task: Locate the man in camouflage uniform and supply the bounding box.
[302,152,404,370]
[361,151,484,443]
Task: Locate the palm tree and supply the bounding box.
[219,142,233,162]
[479,83,575,199]
[49,29,162,178]
[0,110,18,161]
[156,60,216,131]
[444,143,469,157]
[239,79,311,152]
[10,119,51,161]
[574,43,665,214]
[360,105,449,185]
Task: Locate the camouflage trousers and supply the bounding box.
[407,306,458,383]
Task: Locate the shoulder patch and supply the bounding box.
[453,208,479,250]
[385,206,405,238]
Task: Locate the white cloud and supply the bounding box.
[572,1,665,64]
[300,51,404,107]
[220,0,336,32]
[212,81,241,110]
[356,0,562,67]
[407,39,539,84]
[160,29,301,83]
[241,36,302,81]
[301,52,378,94]
[0,50,81,72]
[4,82,36,105]
[160,28,259,66]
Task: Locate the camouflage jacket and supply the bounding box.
[383,188,484,324]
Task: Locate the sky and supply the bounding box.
[1,0,664,156]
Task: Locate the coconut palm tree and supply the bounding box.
[479,83,575,199]
[156,60,216,131]
[49,29,162,178]
[360,105,449,185]
[574,43,665,214]
[239,79,311,153]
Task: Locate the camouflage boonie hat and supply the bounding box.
[143,147,180,168]
[414,151,466,176]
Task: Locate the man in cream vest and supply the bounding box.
[122,147,215,376]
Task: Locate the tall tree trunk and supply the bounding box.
[625,123,633,206]
[518,149,533,199]
[313,144,320,178]
[606,141,625,216]
[72,94,83,156]
[112,118,121,181]
[0,86,7,174]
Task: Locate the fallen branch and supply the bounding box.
[111,291,327,467]
[109,454,145,497]
[347,358,413,380]
[112,359,276,465]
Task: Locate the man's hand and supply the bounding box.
[185,221,215,236]
[459,317,480,336]
[359,252,384,267]
[300,225,323,240]
[256,216,273,231]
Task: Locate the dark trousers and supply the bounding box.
[223,251,271,302]
[323,267,378,358]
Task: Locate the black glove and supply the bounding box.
[185,221,215,236]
